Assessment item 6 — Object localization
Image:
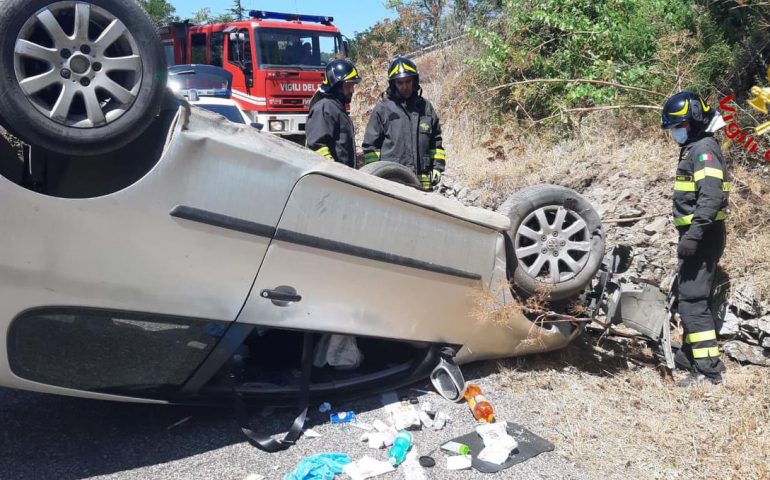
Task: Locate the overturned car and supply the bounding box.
[0,0,614,408]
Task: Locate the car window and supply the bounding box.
[197,104,245,124]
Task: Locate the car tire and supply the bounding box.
[359,161,422,189]
[498,184,605,300]
[0,0,167,156]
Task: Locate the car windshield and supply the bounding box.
[196,104,245,124]
[255,28,342,69]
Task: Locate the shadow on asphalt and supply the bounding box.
[0,380,432,480]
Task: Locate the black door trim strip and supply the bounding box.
[171,205,482,281]
[170,205,277,238]
[274,229,481,280]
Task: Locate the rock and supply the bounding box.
[719,310,742,336]
[643,217,668,236]
[619,209,644,219]
[730,283,761,317]
[762,337,770,349]
[722,340,770,367]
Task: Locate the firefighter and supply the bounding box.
[305,59,361,167]
[362,56,446,190]
[661,91,730,387]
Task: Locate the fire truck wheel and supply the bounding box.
[498,184,605,301]
[0,0,167,156]
[359,161,422,189]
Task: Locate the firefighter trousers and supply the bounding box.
[676,222,727,377]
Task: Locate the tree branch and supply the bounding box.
[485,78,667,98]
[563,104,663,113]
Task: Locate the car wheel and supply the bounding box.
[0,0,166,156]
[498,185,605,300]
[359,161,422,189]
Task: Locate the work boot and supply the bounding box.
[677,372,722,388]
[674,347,696,372]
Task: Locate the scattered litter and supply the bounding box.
[446,454,473,470]
[359,432,369,443]
[464,384,495,422]
[342,456,395,480]
[350,419,373,431]
[476,422,519,452]
[420,402,434,415]
[419,411,433,428]
[402,450,427,480]
[284,453,351,480]
[318,402,332,413]
[441,441,470,455]
[410,388,432,395]
[243,474,265,480]
[313,334,363,370]
[448,421,555,474]
[408,396,419,404]
[478,446,513,465]
[390,404,421,430]
[367,429,397,449]
[388,430,413,466]
[330,411,356,424]
[418,456,436,468]
[432,411,448,430]
[303,428,322,438]
[166,416,191,430]
[372,419,390,432]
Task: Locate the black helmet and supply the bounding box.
[320,59,361,93]
[661,91,713,129]
[387,56,419,83]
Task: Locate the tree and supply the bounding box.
[229,0,247,21]
[191,7,235,25]
[140,0,177,24]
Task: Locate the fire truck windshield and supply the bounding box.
[255,28,342,70]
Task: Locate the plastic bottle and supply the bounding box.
[388,430,413,466]
[463,384,495,422]
[441,441,471,455]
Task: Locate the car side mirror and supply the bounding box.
[250,122,263,130]
[245,76,253,88]
[342,39,350,57]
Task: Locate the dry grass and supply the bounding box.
[497,340,770,479]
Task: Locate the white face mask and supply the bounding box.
[672,127,688,145]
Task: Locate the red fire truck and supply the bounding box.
[159,10,348,137]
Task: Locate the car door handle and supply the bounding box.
[260,286,301,305]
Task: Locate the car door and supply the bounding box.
[0,110,303,399]
[237,172,504,345]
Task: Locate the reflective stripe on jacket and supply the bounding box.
[305,95,356,168]
[672,135,730,239]
[361,92,445,174]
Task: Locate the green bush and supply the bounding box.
[469,0,766,121]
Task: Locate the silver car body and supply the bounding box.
[0,106,577,403]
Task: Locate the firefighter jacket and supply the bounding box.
[673,135,730,240]
[305,94,356,168]
[361,91,445,174]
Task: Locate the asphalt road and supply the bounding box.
[0,363,592,480]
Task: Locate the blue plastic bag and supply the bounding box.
[284,453,351,480]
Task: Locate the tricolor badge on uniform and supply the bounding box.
[698,153,713,162]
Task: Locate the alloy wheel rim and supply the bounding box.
[13,1,143,128]
[514,205,592,283]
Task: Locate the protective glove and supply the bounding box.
[431,169,443,186]
[677,235,699,258]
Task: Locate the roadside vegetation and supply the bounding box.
[350,1,770,478]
